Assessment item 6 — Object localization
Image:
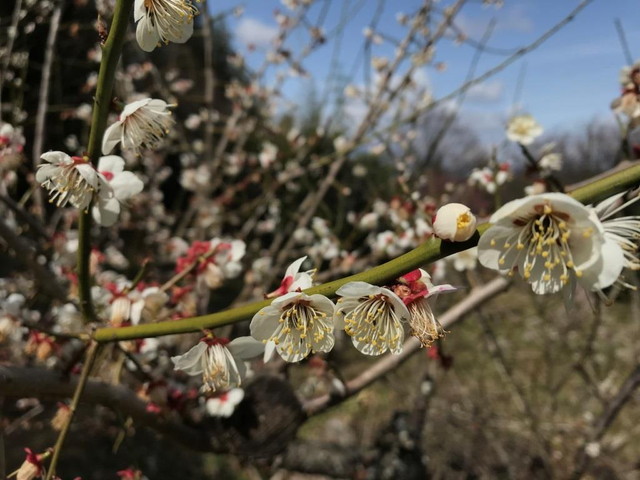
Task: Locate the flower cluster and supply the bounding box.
[175,238,246,289]
[246,257,457,362]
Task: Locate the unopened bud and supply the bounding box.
[433,203,477,242]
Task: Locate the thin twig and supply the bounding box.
[45,341,101,480]
[32,0,64,218]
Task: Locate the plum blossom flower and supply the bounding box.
[433,203,477,242]
[393,269,456,347]
[335,282,409,356]
[506,114,543,145]
[171,336,264,392]
[93,155,143,226]
[102,98,174,154]
[36,152,99,210]
[266,256,314,298]
[134,0,197,52]
[205,388,244,417]
[176,239,246,289]
[478,193,625,295]
[251,292,335,362]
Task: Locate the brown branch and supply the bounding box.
[303,276,511,415]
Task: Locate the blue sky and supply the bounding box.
[211,0,639,142]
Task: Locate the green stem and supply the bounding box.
[77,0,134,322]
[45,341,101,480]
[92,163,640,343]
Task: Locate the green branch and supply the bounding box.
[92,162,640,343]
[77,0,134,322]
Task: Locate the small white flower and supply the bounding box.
[171,336,264,392]
[506,114,543,145]
[250,292,335,362]
[433,203,477,242]
[335,282,409,356]
[36,152,100,210]
[266,256,314,298]
[478,193,625,294]
[539,152,562,172]
[205,388,244,417]
[93,155,144,226]
[102,98,174,154]
[134,0,197,52]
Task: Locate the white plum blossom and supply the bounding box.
[171,336,264,392]
[538,143,563,173]
[36,152,100,210]
[250,292,335,363]
[134,0,197,52]
[478,193,625,295]
[93,155,144,226]
[266,256,314,298]
[335,282,409,356]
[102,98,174,154]
[205,388,245,417]
[433,203,477,242]
[506,114,543,145]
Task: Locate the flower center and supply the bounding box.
[269,300,331,359]
[495,203,583,288]
[343,294,403,355]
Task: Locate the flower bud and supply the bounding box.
[433,203,477,242]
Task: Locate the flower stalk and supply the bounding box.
[77,0,135,322]
[92,163,640,343]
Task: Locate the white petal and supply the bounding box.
[40,151,70,165]
[250,306,281,341]
[336,281,383,298]
[580,237,625,290]
[102,122,123,155]
[97,155,125,174]
[171,342,207,375]
[93,196,120,227]
[284,256,307,277]
[227,336,265,360]
[136,18,159,52]
[111,171,144,201]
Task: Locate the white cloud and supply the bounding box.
[456,5,533,39]
[235,18,278,48]
[466,81,504,103]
